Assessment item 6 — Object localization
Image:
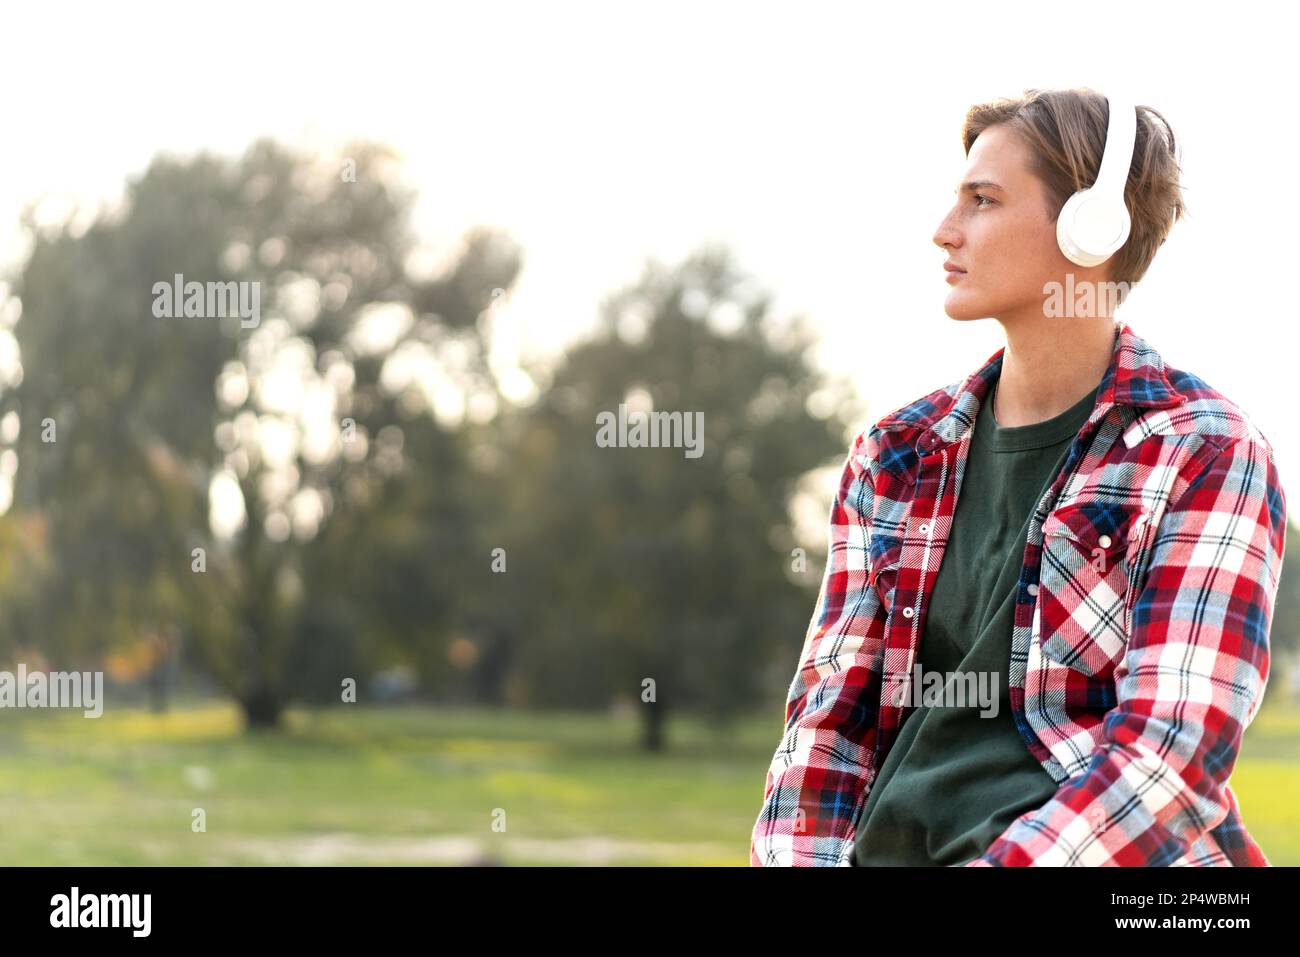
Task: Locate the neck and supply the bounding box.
[992,316,1116,428]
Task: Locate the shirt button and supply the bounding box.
[918,523,929,534]
[1097,534,1112,548]
[902,607,914,618]
[1027,583,1039,596]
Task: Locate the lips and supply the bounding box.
[944,262,966,273]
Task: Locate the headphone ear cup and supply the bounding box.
[1057,187,1132,267]
[1057,191,1101,266]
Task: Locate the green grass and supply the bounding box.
[0,701,772,865]
[1230,699,1300,865]
[0,697,1295,865]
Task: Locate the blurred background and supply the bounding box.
[0,0,1296,865]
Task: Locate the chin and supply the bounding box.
[942,294,989,322]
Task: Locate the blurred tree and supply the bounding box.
[0,511,55,661]
[490,244,862,750]
[5,139,520,728]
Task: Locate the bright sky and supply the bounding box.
[3,1,1297,525]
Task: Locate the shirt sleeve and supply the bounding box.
[750,429,885,866]
[965,434,1287,866]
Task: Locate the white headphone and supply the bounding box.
[1055,95,1138,267]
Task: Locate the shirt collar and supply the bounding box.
[879,320,1187,456]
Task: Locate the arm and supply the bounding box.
[750,429,884,866]
[966,435,1287,866]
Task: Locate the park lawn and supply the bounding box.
[1230,700,1300,865]
[0,701,769,866]
[0,698,1294,865]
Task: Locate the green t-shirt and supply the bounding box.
[850,374,1100,866]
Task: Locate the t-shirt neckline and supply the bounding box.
[978,376,1099,451]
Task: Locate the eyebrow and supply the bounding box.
[954,180,1006,195]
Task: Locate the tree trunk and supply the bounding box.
[641,697,666,752]
[148,629,181,714]
[241,687,284,729]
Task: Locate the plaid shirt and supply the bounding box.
[751,321,1287,866]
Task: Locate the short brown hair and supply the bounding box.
[962,88,1186,304]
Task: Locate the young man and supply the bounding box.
[750,88,1287,866]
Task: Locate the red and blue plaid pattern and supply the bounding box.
[751,321,1286,866]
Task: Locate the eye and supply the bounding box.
[973,193,994,208]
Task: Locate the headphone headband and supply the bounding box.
[1094,95,1137,194]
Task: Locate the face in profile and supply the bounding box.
[933,124,1095,325]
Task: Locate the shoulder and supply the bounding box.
[1128,360,1285,520]
[872,381,964,434]
[1133,362,1280,498]
[846,380,964,470]
[1155,363,1277,455]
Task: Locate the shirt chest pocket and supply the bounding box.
[1034,501,1145,678]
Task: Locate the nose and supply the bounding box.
[933,205,961,253]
